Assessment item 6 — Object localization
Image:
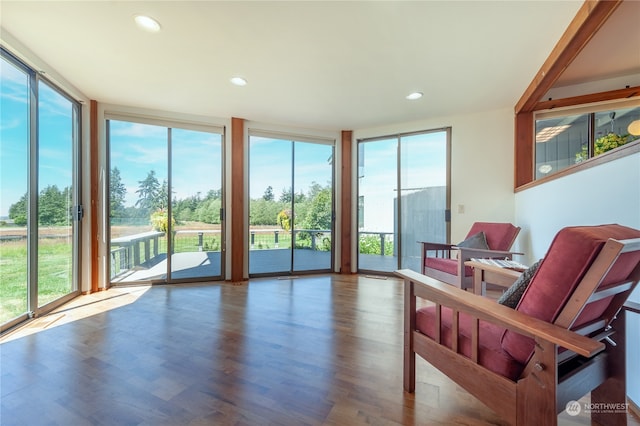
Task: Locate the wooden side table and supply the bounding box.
[465,260,522,296]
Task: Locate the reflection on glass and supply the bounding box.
[249,137,293,275]
[535,105,640,180]
[358,138,397,272]
[535,113,588,179]
[249,136,333,275]
[400,132,447,271]
[0,56,29,322]
[593,107,640,158]
[170,128,223,279]
[37,81,74,307]
[109,121,168,283]
[358,131,448,273]
[293,142,333,272]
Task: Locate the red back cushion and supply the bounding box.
[501,224,640,364]
[466,222,519,251]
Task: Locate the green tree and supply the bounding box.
[279,187,305,203]
[279,187,292,203]
[195,198,222,224]
[39,185,70,225]
[110,167,127,218]
[249,198,285,226]
[8,193,28,226]
[205,189,221,200]
[307,182,324,199]
[157,179,169,210]
[124,205,146,219]
[263,186,274,201]
[135,170,160,214]
[174,193,201,222]
[304,187,332,230]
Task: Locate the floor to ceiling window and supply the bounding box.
[248,132,334,276]
[108,117,224,284]
[358,129,450,273]
[1,48,81,330]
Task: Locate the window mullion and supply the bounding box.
[588,113,595,159]
[27,71,39,316]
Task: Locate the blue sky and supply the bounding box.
[109,126,334,209]
[1,59,73,217]
[2,54,445,222]
[110,121,223,207]
[249,136,333,200]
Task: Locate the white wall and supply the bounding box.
[354,107,516,249]
[515,151,640,407]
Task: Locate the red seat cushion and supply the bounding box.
[424,257,472,276]
[502,224,640,364]
[416,305,525,381]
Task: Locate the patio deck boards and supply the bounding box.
[112,250,410,283]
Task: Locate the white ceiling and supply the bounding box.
[554,0,640,88]
[2,1,633,131]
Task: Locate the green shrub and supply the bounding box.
[150,209,175,232]
[359,234,394,255]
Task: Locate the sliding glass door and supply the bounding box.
[170,128,223,280]
[108,119,224,284]
[37,81,78,306]
[358,129,450,273]
[109,121,169,283]
[248,133,334,276]
[1,49,81,330]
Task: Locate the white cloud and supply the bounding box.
[122,144,167,165]
[0,117,24,132]
[110,122,167,138]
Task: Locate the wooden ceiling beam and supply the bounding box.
[515,0,622,114]
[535,85,640,111]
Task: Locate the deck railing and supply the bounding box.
[358,231,394,256]
[249,228,331,251]
[110,228,331,278]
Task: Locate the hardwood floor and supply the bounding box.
[2,274,639,425]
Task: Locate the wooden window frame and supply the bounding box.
[513,0,639,190]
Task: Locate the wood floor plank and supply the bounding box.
[1,274,639,425]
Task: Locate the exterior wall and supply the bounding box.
[514,151,640,407]
[397,186,447,272]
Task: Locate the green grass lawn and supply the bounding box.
[1,228,337,325]
[0,238,72,324]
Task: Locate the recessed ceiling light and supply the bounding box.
[406,92,423,100]
[134,15,161,32]
[230,77,248,86]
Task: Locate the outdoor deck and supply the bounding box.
[111,249,408,283]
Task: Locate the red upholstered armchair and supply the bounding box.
[399,224,640,425]
[420,222,521,290]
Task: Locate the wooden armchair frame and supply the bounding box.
[399,236,640,425]
[420,223,521,290]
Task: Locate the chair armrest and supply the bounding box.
[455,247,523,261]
[419,241,455,250]
[419,242,455,263]
[396,268,605,358]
